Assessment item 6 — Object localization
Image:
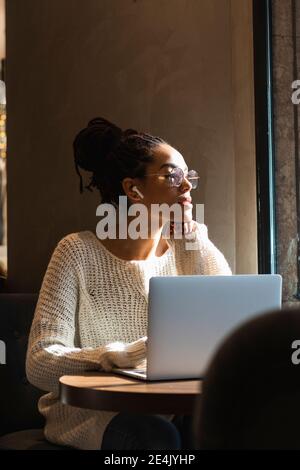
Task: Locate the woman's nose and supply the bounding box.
[180,175,192,193]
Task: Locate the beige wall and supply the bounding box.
[0,0,5,60]
[5,0,257,292]
[231,0,258,274]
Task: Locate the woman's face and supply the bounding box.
[125,143,194,224]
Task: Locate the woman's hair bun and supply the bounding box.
[123,128,138,138]
[73,117,123,173]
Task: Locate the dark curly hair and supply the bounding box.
[73,117,167,206]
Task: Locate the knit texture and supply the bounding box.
[26,223,231,449]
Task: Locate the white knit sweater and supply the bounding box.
[26,223,231,450]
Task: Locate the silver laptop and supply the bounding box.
[112,274,282,381]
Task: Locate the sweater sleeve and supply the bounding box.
[167,222,232,275]
[192,223,232,275]
[26,236,146,394]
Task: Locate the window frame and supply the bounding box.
[253,0,277,274]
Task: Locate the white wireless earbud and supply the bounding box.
[132,186,144,199]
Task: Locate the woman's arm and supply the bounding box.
[26,236,146,394]
[191,223,232,275]
[167,222,232,275]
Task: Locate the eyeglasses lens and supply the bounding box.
[170,168,199,189]
[187,170,199,189]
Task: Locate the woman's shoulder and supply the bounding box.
[59,230,94,243]
[54,230,96,256]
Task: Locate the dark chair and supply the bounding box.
[0,293,68,450]
[194,307,300,450]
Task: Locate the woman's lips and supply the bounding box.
[178,198,193,207]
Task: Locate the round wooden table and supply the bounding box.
[59,372,202,414]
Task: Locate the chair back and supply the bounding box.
[0,293,44,436]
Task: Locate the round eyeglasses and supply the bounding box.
[145,168,199,189]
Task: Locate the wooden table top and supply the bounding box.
[59,372,202,414]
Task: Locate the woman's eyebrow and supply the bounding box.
[159,163,189,171]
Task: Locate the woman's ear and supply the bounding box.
[132,186,144,199]
[122,178,144,201]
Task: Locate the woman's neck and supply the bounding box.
[98,226,169,261]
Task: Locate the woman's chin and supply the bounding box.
[182,205,193,223]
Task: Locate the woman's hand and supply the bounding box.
[170,221,197,237]
[104,336,147,370]
[124,336,147,368]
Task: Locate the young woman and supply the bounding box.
[26,117,231,450]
